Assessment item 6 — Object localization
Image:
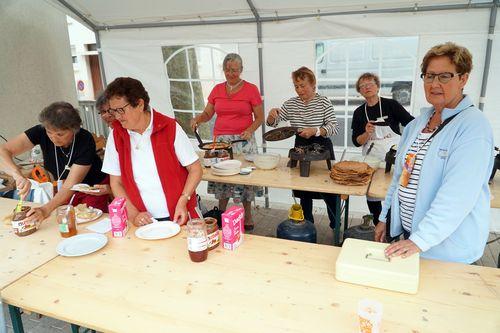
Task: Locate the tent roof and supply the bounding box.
[50,0,495,31]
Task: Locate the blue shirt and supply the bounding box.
[380,95,494,263]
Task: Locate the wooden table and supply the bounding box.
[201,154,370,245]
[2,226,499,333]
[0,198,62,333]
[368,168,500,209]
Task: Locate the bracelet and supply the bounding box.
[181,192,191,201]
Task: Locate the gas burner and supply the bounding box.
[288,144,332,177]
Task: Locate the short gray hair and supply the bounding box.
[39,102,82,131]
[223,53,243,70]
[95,92,108,111]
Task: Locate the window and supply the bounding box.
[162,44,238,140]
[315,37,418,149]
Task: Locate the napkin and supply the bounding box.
[86,217,112,233]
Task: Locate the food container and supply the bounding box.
[187,218,208,262]
[221,206,244,250]
[12,206,37,237]
[109,197,128,237]
[56,205,77,238]
[205,217,220,250]
[253,153,280,170]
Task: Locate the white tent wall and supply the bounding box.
[96,7,498,217]
[0,0,77,141]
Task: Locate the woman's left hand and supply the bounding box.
[384,239,421,258]
[240,129,253,141]
[173,199,189,225]
[298,127,317,139]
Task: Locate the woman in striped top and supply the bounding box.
[374,43,494,264]
[266,66,340,229]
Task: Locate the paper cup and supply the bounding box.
[358,299,383,333]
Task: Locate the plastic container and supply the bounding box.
[253,153,280,170]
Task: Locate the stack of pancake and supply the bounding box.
[330,161,374,186]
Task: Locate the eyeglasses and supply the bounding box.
[97,109,110,115]
[224,68,241,74]
[107,103,130,115]
[359,81,376,90]
[420,72,461,84]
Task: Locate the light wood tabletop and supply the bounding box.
[2,224,499,333]
[200,153,370,196]
[0,198,61,290]
[368,168,500,209]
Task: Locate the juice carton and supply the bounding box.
[108,197,128,237]
[221,206,244,250]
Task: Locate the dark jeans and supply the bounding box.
[299,192,339,230]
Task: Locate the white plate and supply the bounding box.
[135,221,181,240]
[211,169,240,176]
[76,208,103,224]
[212,160,242,170]
[71,183,100,193]
[56,233,108,257]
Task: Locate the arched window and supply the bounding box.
[163,44,238,140]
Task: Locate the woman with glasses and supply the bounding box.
[351,73,413,228]
[0,102,109,224]
[374,42,494,264]
[190,53,264,230]
[96,93,116,129]
[102,77,202,226]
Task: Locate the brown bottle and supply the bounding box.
[12,206,37,237]
[187,218,208,262]
[56,205,77,238]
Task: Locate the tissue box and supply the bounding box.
[221,206,244,250]
[335,238,419,294]
[108,197,128,238]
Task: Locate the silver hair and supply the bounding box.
[223,53,243,70]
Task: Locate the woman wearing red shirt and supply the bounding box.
[191,53,264,230]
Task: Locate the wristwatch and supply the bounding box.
[315,127,321,137]
[181,193,191,201]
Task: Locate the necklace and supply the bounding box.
[59,146,71,158]
[226,79,243,92]
[423,111,441,133]
[133,134,145,150]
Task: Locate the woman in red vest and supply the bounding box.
[102,77,202,226]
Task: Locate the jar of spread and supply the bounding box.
[56,205,77,238]
[12,206,37,237]
[187,218,208,262]
[205,217,220,251]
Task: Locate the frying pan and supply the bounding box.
[263,126,301,142]
[193,127,246,150]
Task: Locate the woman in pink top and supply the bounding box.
[191,53,264,230]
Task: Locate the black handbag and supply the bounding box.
[203,206,224,228]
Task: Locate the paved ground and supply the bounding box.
[3,198,499,332]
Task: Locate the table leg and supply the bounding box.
[7,305,23,333]
[333,196,341,246]
[71,324,80,333]
[343,196,350,234]
[0,300,6,333]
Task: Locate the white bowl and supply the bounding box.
[253,153,280,170]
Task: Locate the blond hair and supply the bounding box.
[421,42,473,75]
[292,66,316,86]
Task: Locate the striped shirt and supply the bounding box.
[267,94,339,137]
[398,132,434,232]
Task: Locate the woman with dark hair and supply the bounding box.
[95,92,115,128]
[102,77,202,226]
[0,102,109,223]
[266,66,340,230]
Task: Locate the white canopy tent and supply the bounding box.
[46,0,500,219]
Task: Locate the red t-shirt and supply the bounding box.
[208,81,262,135]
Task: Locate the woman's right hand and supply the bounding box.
[365,121,375,135]
[267,108,280,123]
[190,117,199,131]
[374,221,386,243]
[14,176,31,198]
[133,211,153,227]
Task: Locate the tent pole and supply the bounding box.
[247,0,270,209]
[95,30,108,88]
[479,0,498,111]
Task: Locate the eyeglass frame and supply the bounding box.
[107,103,130,115]
[358,81,378,90]
[420,72,462,84]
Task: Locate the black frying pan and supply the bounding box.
[263,126,301,142]
[193,127,246,150]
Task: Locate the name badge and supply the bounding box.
[438,149,448,159]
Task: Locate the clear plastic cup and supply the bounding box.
[358,299,383,333]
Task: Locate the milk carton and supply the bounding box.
[221,206,244,250]
[108,197,128,237]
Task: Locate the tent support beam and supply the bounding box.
[86,2,495,31]
[56,0,96,31]
[247,0,270,209]
[479,0,498,111]
[95,31,108,87]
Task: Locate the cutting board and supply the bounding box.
[335,238,419,294]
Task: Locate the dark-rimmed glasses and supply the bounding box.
[420,72,462,84]
[107,103,130,115]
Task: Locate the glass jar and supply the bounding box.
[12,206,37,237]
[187,218,208,262]
[56,205,77,238]
[205,217,220,251]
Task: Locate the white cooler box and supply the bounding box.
[335,238,420,294]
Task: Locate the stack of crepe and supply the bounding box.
[330,161,374,186]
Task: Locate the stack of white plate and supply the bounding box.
[211,160,242,176]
